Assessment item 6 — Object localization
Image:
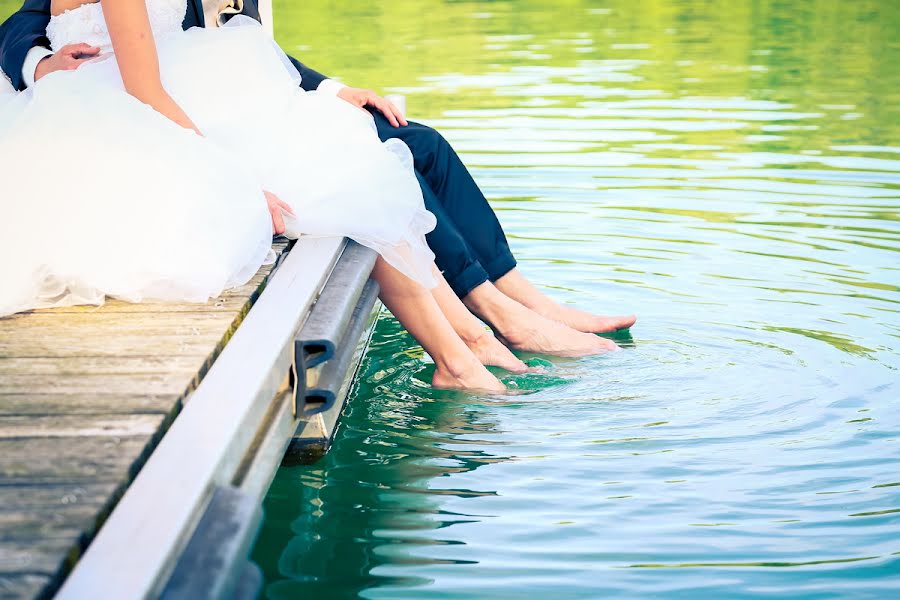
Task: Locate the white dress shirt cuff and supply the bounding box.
[317,79,346,96]
[23,46,54,88]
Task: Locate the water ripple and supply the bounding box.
[249,0,900,597]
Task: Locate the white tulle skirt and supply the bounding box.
[0,21,436,317]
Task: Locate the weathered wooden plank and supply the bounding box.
[0,483,115,515]
[0,485,106,597]
[0,438,158,597]
[0,537,77,574]
[0,415,164,439]
[0,356,206,396]
[0,312,238,359]
[0,573,53,600]
[0,436,155,484]
[0,394,177,417]
[0,355,205,377]
[0,499,100,543]
[0,374,192,398]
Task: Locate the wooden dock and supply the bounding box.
[1,7,385,598]
[0,237,380,599]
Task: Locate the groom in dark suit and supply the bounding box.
[0,0,634,356]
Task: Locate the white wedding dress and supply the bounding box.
[0,0,436,317]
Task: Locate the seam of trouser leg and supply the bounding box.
[484,251,517,282]
[447,261,491,298]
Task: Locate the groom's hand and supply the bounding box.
[34,44,102,82]
[337,87,408,128]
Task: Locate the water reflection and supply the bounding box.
[245,0,899,595]
[253,321,513,596]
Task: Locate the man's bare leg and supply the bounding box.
[429,267,528,373]
[494,269,636,333]
[463,281,618,356]
[371,258,505,392]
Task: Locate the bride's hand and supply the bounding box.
[264,191,295,236]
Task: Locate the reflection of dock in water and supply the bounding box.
[0,236,381,599]
[253,352,510,593]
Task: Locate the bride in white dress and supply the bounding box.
[0,0,506,391]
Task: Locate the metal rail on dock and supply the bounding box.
[293,241,379,417]
[56,238,380,600]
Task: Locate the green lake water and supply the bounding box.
[253,1,900,597]
[2,0,896,597]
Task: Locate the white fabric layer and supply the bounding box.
[1,70,14,93]
[0,0,436,316]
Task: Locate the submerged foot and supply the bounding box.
[535,303,636,334]
[497,312,619,357]
[432,356,507,392]
[465,330,529,373]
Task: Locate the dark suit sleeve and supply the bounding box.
[286,55,328,91]
[0,0,52,91]
[233,0,330,92]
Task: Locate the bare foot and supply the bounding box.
[466,331,529,373]
[496,312,619,357]
[536,304,636,334]
[464,283,619,357]
[491,269,635,334]
[433,356,506,392]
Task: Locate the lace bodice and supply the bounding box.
[47,0,187,53]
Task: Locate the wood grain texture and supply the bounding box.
[0,240,289,599]
[0,436,156,483]
[0,394,179,417]
[0,573,52,600]
[0,356,207,396]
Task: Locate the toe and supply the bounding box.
[617,314,637,329]
[596,315,636,332]
[507,359,529,374]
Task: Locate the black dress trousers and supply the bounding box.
[370,111,517,297]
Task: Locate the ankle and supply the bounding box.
[460,326,492,346]
[435,352,479,379]
[463,284,519,326]
[462,284,493,315]
[510,289,555,313]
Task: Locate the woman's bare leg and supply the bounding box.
[371,258,505,392]
[493,268,636,333]
[428,267,528,373]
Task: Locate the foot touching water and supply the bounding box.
[432,355,507,392]
[464,282,619,357]
[491,269,635,334]
[533,303,636,334]
[465,330,530,373]
[495,311,620,356]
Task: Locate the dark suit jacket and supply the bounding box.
[0,0,328,91]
